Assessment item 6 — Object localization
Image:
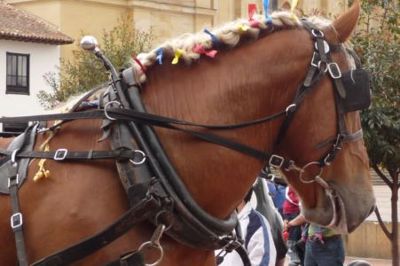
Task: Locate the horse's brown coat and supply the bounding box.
[0,1,374,265]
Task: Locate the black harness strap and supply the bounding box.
[0,107,290,166]
[32,194,162,266]
[8,163,28,266]
[0,148,145,162]
[105,251,145,266]
[0,106,286,131]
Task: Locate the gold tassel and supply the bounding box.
[33,131,55,182]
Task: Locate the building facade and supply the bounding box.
[0,2,73,132]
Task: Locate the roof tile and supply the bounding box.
[0,2,74,45]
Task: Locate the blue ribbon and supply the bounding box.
[266,15,272,25]
[263,0,270,19]
[204,29,220,48]
[156,48,163,65]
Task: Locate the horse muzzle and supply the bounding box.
[302,180,376,234]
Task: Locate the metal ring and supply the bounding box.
[298,161,323,184]
[285,104,297,115]
[311,29,324,38]
[129,150,146,165]
[138,242,164,266]
[104,101,121,121]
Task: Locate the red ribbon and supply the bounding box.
[248,3,257,19]
[132,56,146,73]
[248,3,260,28]
[193,44,218,58]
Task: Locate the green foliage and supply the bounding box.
[352,0,400,174]
[37,14,153,109]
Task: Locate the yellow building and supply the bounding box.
[7,0,348,59]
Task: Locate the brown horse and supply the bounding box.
[0,1,375,265]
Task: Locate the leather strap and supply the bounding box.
[105,251,145,266]
[0,148,145,162]
[8,164,28,266]
[32,195,161,266]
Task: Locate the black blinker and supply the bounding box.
[340,69,371,112]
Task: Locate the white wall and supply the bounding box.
[0,40,60,129]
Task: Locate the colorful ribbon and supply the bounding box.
[266,15,272,25]
[204,29,220,48]
[156,47,164,65]
[193,44,217,58]
[172,49,184,64]
[133,57,146,73]
[263,0,270,19]
[238,23,250,32]
[250,20,260,27]
[248,3,257,19]
[248,3,260,28]
[291,0,299,19]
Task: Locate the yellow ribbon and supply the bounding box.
[291,0,299,20]
[172,49,184,65]
[238,24,250,32]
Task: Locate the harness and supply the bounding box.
[0,22,370,266]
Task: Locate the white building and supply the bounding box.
[0,2,73,133]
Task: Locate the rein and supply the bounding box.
[0,21,369,266]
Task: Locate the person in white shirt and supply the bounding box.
[217,189,277,266]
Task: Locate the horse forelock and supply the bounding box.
[131,11,337,85]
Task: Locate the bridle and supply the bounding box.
[0,21,369,266]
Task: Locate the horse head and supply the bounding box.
[273,1,375,233]
[139,0,374,235]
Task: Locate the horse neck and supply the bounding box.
[141,28,312,218]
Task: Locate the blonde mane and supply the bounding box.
[130,11,336,84]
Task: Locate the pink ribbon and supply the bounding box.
[132,56,146,73]
[193,44,218,58]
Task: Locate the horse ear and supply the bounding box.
[331,0,361,43]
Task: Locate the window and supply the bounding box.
[6,52,30,95]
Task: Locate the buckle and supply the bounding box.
[220,234,242,252]
[8,175,19,188]
[54,148,68,160]
[311,29,324,38]
[310,52,319,67]
[314,40,330,54]
[328,63,342,79]
[10,212,23,230]
[323,153,334,166]
[269,155,285,168]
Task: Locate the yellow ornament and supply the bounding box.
[172,49,184,64]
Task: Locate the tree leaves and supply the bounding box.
[353,0,399,176]
[37,14,153,109]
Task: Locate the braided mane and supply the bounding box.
[130,11,333,84]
